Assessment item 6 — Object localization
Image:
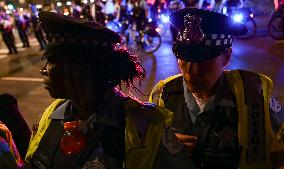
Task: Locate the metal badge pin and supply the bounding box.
[180,14,206,43]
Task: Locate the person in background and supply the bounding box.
[71,0,83,18]
[274,0,284,11]
[30,12,46,51]
[149,8,284,169]
[0,14,18,55]
[0,93,31,159]
[14,11,30,48]
[218,0,243,13]
[198,0,215,10]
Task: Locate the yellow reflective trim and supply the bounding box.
[149,74,182,107]
[259,73,273,168]
[25,99,65,163]
[124,99,173,169]
[226,70,273,169]
[225,70,249,169]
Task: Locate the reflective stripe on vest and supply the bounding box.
[225,70,272,169]
[124,100,173,169]
[25,99,65,163]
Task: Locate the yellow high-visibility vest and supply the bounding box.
[25,98,173,169]
[149,69,280,169]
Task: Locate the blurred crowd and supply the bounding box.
[0,0,281,55]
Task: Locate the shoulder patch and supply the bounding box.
[270,96,282,114]
[162,125,183,154]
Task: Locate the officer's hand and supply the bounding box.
[175,133,198,152]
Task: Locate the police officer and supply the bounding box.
[218,0,243,13]
[30,12,46,51]
[24,11,172,169]
[14,12,30,48]
[0,16,18,55]
[149,8,284,169]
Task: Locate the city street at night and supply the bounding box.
[0,15,284,129]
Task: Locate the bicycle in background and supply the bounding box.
[268,4,284,40]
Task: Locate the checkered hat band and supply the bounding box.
[46,33,113,47]
[178,33,233,46]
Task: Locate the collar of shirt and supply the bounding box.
[48,89,126,128]
[183,74,236,123]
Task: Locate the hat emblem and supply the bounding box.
[181,14,205,43]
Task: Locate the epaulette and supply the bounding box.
[124,99,173,123]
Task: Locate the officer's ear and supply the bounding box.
[223,48,232,67]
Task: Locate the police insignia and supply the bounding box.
[177,14,206,43]
[270,96,282,114]
[162,125,183,154]
[81,159,105,169]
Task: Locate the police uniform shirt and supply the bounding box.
[183,76,236,124]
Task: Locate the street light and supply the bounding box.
[7,4,13,10]
[66,1,72,6]
[57,2,62,7]
[36,4,43,9]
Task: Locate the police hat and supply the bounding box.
[170,8,247,62]
[38,11,121,60]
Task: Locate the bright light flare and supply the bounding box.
[155,27,161,32]
[36,4,43,9]
[161,14,169,23]
[66,1,72,6]
[83,0,88,4]
[7,4,13,10]
[64,11,70,16]
[57,2,62,7]
[233,14,243,23]
[250,13,254,18]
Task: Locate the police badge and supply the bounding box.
[162,125,183,154]
[177,14,206,43]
